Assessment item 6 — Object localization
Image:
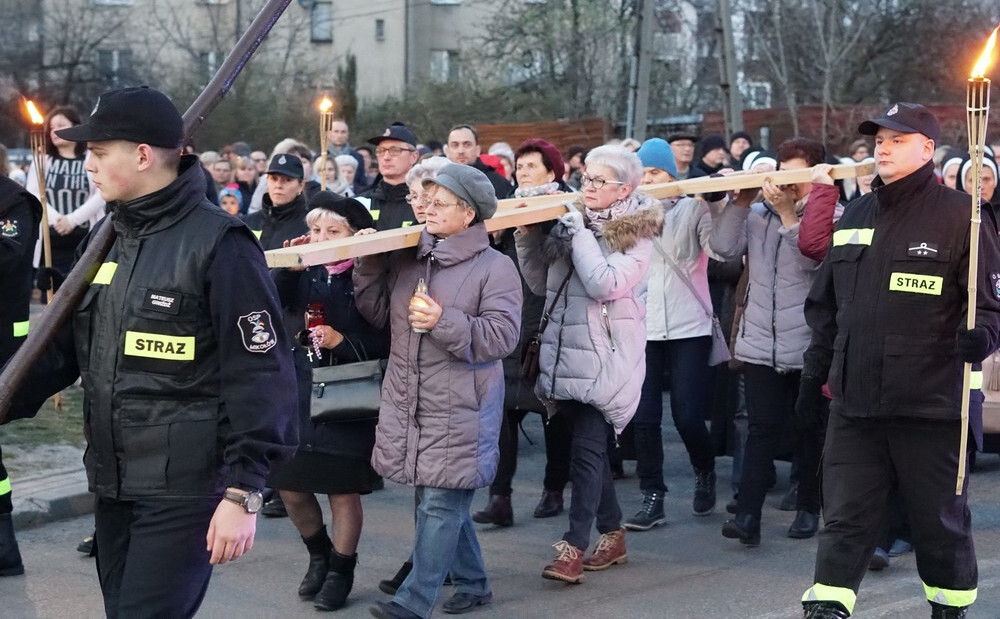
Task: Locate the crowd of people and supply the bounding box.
[1,86,999,619]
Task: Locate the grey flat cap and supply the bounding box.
[422,163,498,221]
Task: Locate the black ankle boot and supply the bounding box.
[803,601,850,618]
[721,513,761,547]
[314,550,357,611]
[471,494,513,526]
[0,513,24,577]
[298,528,332,599]
[378,560,412,595]
[930,601,968,619]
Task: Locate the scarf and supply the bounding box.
[585,193,640,234]
[325,259,353,276]
[514,182,562,199]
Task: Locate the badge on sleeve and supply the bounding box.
[237,310,277,353]
[1,219,18,237]
[991,273,1000,301]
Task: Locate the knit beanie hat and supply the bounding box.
[637,138,679,179]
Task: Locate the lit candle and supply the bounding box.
[25,100,55,303]
[318,95,334,191]
[957,24,998,494]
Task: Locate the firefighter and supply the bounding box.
[796,103,1000,619]
[0,174,42,577]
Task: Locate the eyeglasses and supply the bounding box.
[429,200,463,210]
[581,174,625,189]
[405,192,430,205]
[375,146,416,158]
[251,157,267,163]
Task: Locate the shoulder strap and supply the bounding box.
[654,243,713,320]
[538,267,574,334]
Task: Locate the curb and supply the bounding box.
[11,466,93,530]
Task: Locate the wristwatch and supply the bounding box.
[222,488,264,514]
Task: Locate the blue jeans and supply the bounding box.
[562,401,623,550]
[394,486,490,618]
[633,337,715,492]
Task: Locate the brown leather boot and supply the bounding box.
[541,540,584,584]
[471,495,513,527]
[582,528,627,571]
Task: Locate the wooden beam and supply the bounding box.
[264,161,875,268]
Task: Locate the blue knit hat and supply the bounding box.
[637,138,678,179]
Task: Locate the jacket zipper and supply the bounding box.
[770,220,780,369]
[602,303,616,352]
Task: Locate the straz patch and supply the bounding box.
[991,273,1000,301]
[908,242,939,258]
[142,289,181,314]
[124,331,195,361]
[889,272,943,296]
[1,219,17,237]
[237,310,277,353]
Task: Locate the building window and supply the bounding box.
[311,1,333,43]
[97,49,133,86]
[199,51,219,83]
[742,81,772,109]
[375,19,385,42]
[430,50,459,83]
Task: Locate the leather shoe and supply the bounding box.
[533,490,564,518]
[721,513,760,546]
[442,591,493,614]
[369,600,420,619]
[788,510,819,539]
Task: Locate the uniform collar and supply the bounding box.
[112,155,205,238]
[870,160,937,208]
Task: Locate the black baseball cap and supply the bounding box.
[858,102,940,142]
[368,122,418,147]
[266,153,304,180]
[55,86,183,148]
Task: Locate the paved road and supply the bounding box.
[5,413,1000,618]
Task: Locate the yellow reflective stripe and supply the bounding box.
[251,229,262,240]
[401,221,413,227]
[923,583,977,607]
[92,262,118,285]
[832,228,874,247]
[124,331,195,361]
[889,272,943,296]
[370,209,380,221]
[803,584,857,614]
[971,370,983,390]
[12,321,29,338]
[0,476,9,496]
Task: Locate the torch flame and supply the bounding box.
[24,100,44,125]
[972,25,999,78]
[319,96,333,113]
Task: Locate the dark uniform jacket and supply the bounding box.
[0,177,41,364]
[243,192,308,253]
[10,156,298,499]
[803,161,1000,426]
[359,180,415,231]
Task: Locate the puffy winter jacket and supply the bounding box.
[710,198,821,372]
[353,223,522,489]
[516,194,664,433]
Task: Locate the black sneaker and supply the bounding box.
[623,490,665,531]
[692,469,716,516]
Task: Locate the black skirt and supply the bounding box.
[268,450,380,495]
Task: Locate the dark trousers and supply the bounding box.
[490,408,570,496]
[737,364,824,520]
[815,413,977,594]
[561,402,623,550]
[95,497,218,618]
[632,337,715,492]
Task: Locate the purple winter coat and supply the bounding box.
[353,223,522,489]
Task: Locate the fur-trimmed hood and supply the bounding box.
[542,193,664,262]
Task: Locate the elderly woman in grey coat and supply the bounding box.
[515,145,664,584]
[354,164,522,619]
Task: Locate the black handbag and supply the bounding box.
[310,339,384,423]
[520,268,574,382]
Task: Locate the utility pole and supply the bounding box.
[715,0,743,137]
[626,0,654,141]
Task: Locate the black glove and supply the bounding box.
[35,267,66,293]
[956,327,992,363]
[794,375,825,430]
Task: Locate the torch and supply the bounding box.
[25,100,55,303]
[957,24,998,495]
[317,95,334,191]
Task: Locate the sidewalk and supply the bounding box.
[7,444,92,530]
